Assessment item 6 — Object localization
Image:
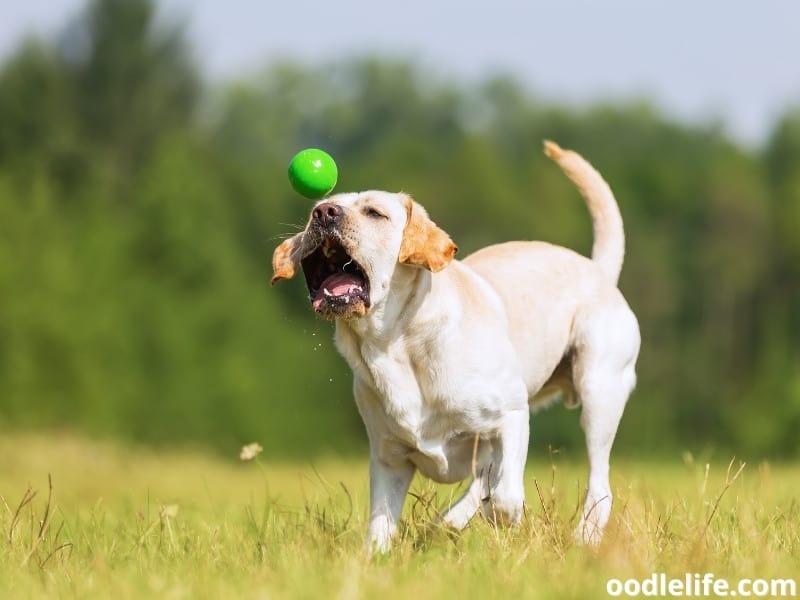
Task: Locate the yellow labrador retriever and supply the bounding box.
[272,142,640,552]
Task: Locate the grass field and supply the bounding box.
[0,432,797,599]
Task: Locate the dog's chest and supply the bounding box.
[360,351,488,483]
[339,332,505,442]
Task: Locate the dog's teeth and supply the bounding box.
[323,288,333,297]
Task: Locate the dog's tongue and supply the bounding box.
[322,272,362,295]
[312,272,364,310]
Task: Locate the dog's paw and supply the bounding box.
[481,494,524,527]
[365,535,393,556]
[573,519,604,547]
[440,503,478,531]
[574,492,612,547]
[365,516,397,556]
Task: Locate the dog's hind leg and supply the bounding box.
[572,304,639,545]
[441,475,486,530]
[444,407,530,529]
[440,434,495,529]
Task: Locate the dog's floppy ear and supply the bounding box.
[271,231,305,284]
[398,197,457,272]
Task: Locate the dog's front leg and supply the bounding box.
[367,453,415,554]
[483,408,529,525]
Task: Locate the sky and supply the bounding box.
[1,1,799,147]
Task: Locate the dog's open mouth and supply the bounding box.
[301,237,370,316]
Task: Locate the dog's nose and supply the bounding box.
[312,202,343,228]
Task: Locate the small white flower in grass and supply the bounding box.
[239,442,263,461]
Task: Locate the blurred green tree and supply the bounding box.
[66,0,200,186]
[0,1,797,458]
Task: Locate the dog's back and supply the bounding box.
[463,142,638,409]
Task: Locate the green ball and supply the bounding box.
[288,148,338,199]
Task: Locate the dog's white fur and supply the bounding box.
[272,142,640,552]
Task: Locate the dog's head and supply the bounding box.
[271,191,457,319]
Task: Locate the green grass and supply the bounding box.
[0,432,797,599]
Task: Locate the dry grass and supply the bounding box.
[0,432,797,599]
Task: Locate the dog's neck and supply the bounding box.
[332,264,443,439]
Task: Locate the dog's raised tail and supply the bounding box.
[543,141,625,284]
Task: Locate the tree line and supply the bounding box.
[0,0,797,458]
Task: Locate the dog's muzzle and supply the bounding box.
[300,205,370,317]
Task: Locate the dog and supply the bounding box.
[272,141,640,553]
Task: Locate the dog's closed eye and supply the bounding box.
[363,207,388,219]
